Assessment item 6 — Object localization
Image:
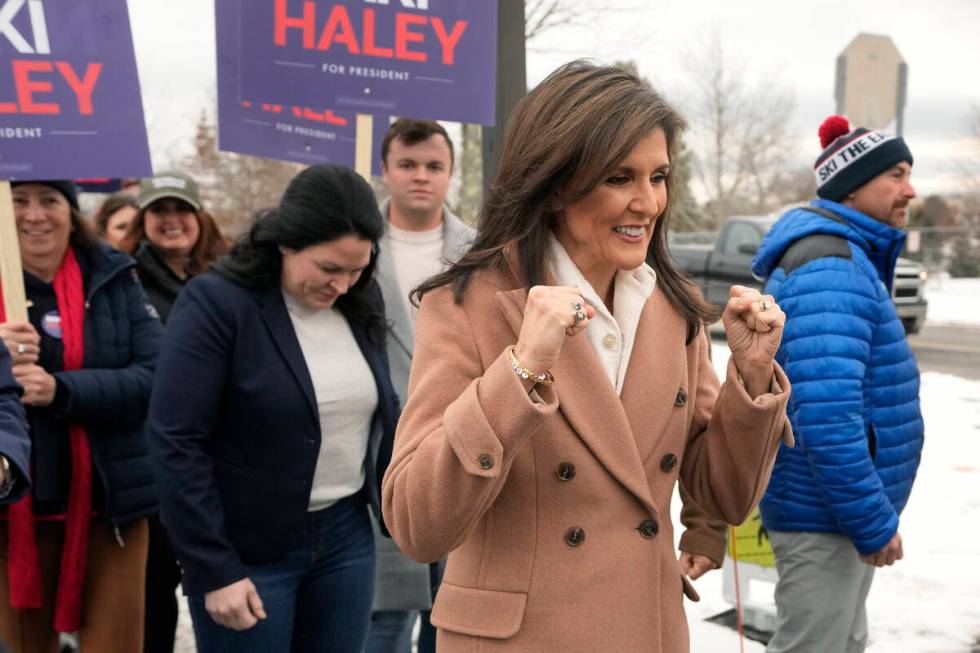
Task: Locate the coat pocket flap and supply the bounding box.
[430,582,528,639]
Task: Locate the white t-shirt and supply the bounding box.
[282,290,378,511]
[387,222,445,320]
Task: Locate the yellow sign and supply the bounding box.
[726,508,775,568]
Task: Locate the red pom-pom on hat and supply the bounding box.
[819,115,851,149]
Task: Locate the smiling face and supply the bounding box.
[554,129,669,291]
[13,183,73,268]
[846,162,917,229]
[280,235,374,310]
[143,197,201,258]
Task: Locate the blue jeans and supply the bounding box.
[188,494,376,653]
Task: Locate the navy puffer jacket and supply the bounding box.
[751,199,923,555]
[53,243,162,527]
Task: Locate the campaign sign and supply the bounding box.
[0,0,152,180]
[216,0,386,174]
[76,178,124,193]
[238,0,497,125]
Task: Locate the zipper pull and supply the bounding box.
[113,526,125,548]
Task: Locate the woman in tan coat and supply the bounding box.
[381,61,793,652]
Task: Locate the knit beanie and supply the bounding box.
[10,180,80,210]
[813,115,913,201]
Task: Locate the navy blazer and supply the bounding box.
[0,345,30,503]
[146,272,398,595]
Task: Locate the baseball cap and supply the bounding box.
[138,171,202,211]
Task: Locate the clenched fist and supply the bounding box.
[513,285,597,374]
[204,577,267,631]
[722,285,786,398]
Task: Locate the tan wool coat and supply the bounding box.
[382,264,792,653]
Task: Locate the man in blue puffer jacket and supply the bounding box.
[751,116,924,653]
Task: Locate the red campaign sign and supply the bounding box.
[0,0,152,180]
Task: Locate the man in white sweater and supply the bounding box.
[368,119,475,653]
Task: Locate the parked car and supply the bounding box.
[670,215,928,334]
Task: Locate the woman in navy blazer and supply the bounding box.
[147,165,398,653]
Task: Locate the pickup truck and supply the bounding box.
[670,215,928,334]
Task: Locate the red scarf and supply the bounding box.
[0,247,92,632]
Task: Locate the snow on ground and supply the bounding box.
[925,276,980,329]
[698,342,980,653]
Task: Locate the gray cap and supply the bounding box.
[138,171,202,211]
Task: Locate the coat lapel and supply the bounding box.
[619,290,688,464]
[496,287,657,515]
[254,286,319,424]
[376,229,415,359]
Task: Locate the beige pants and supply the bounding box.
[0,518,149,653]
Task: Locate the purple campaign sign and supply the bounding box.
[0,0,151,180]
[216,0,386,174]
[238,0,497,125]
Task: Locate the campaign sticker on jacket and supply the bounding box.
[42,312,63,339]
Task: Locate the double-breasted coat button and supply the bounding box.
[675,388,687,407]
[660,453,678,472]
[478,454,494,470]
[555,462,576,481]
[637,520,659,539]
[564,527,586,546]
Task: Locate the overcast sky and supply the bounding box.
[128,0,980,199]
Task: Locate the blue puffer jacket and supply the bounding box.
[53,243,162,527]
[751,199,923,555]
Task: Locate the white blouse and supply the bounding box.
[547,233,657,396]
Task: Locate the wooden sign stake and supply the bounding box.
[355,113,374,182]
[0,181,28,321]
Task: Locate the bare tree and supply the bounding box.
[961,104,980,192]
[682,34,797,225]
[610,60,701,231]
[524,0,580,41]
[766,165,818,210]
[180,111,302,239]
[457,123,484,223]
[524,0,646,43]
[457,0,649,217]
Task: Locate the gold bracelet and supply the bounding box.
[509,349,555,386]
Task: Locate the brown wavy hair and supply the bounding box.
[94,193,139,236]
[414,60,718,343]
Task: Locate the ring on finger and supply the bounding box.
[759,300,770,312]
[16,343,26,355]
